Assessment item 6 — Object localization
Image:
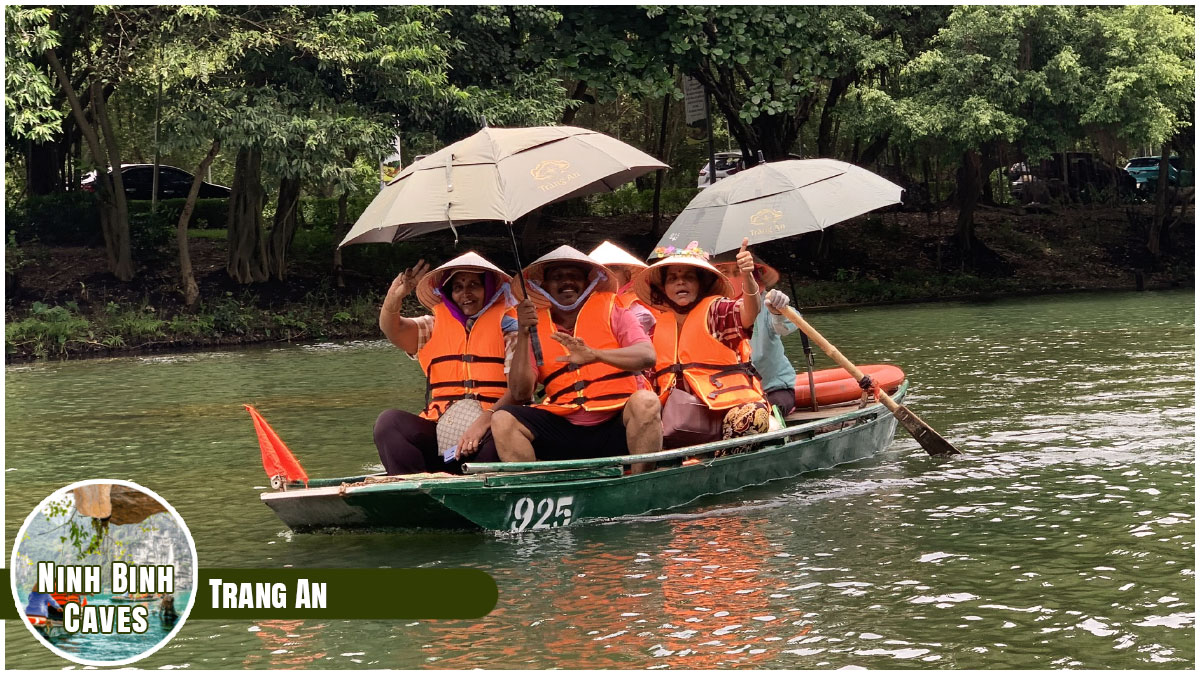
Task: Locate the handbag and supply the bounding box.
[660,386,722,449]
[436,398,486,460]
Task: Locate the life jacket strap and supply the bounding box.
[427,353,506,366]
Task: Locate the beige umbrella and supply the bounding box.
[654,158,903,254]
[341,125,668,246]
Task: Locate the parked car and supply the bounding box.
[696,152,746,188]
[1124,156,1194,192]
[1008,152,1135,204]
[81,164,231,200]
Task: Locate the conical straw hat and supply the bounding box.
[588,240,648,271]
[522,245,618,308]
[632,241,733,311]
[416,251,518,310]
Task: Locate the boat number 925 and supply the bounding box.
[509,495,574,531]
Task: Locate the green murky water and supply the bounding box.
[5,290,1194,668]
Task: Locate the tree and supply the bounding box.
[644,6,888,163]
[6,6,155,280]
[212,7,459,283]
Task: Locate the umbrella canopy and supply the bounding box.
[342,126,668,247]
[654,158,903,254]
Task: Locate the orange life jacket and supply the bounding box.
[416,301,511,420]
[651,296,765,410]
[532,291,640,416]
[617,288,639,309]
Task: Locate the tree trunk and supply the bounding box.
[817,76,853,157]
[1148,143,1171,257]
[333,190,349,288]
[44,47,133,280]
[177,139,221,308]
[91,81,133,280]
[857,133,890,167]
[650,94,671,238]
[561,81,589,125]
[267,176,302,281]
[26,139,62,196]
[226,147,269,283]
[955,149,982,257]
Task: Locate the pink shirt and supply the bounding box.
[533,304,651,426]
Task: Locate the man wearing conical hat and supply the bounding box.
[373,251,522,475]
[714,254,800,416]
[632,239,770,450]
[588,240,656,335]
[491,245,663,471]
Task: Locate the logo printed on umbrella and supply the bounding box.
[531,160,581,192]
[749,208,786,237]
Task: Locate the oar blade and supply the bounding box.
[892,404,962,456]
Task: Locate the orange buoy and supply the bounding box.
[793,364,905,407]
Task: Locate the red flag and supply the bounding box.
[245,405,308,487]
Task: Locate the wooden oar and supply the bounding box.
[779,306,962,456]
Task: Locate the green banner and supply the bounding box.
[2,568,496,620]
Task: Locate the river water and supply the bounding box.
[5,290,1194,669]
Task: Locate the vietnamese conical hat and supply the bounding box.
[632,241,734,311]
[416,251,519,310]
[522,245,618,308]
[588,241,648,271]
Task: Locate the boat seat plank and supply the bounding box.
[785,401,863,422]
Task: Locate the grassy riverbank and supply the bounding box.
[5,201,1192,361]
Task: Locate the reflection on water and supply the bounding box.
[5,290,1194,669]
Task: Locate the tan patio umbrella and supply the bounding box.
[341,125,668,246]
[342,124,667,364]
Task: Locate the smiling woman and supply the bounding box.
[372,251,522,475]
[634,240,769,449]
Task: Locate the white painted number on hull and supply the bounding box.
[510,496,574,531]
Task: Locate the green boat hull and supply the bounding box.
[262,383,906,532]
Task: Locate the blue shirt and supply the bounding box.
[748,298,798,393]
[24,591,61,617]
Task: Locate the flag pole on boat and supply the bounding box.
[245,405,310,487]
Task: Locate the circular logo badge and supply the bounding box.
[9,479,199,666]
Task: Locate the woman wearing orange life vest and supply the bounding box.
[373,252,521,475]
[632,238,770,448]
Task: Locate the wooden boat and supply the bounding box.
[28,614,63,639]
[261,381,907,532]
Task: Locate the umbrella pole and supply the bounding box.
[779,306,962,457]
[507,222,544,367]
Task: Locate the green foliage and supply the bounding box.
[6,230,29,276]
[4,7,63,142]
[5,302,92,357]
[129,209,176,267]
[299,195,373,230]
[586,187,700,217]
[1074,6,1195,147]
[103,303,165,339]
[7,192,102,246]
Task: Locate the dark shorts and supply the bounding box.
[496,405,629,461]
[766,388,796,416]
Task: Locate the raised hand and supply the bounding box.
[382,259,430,314]
[736,237,759,294]
[550,331,598,365]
